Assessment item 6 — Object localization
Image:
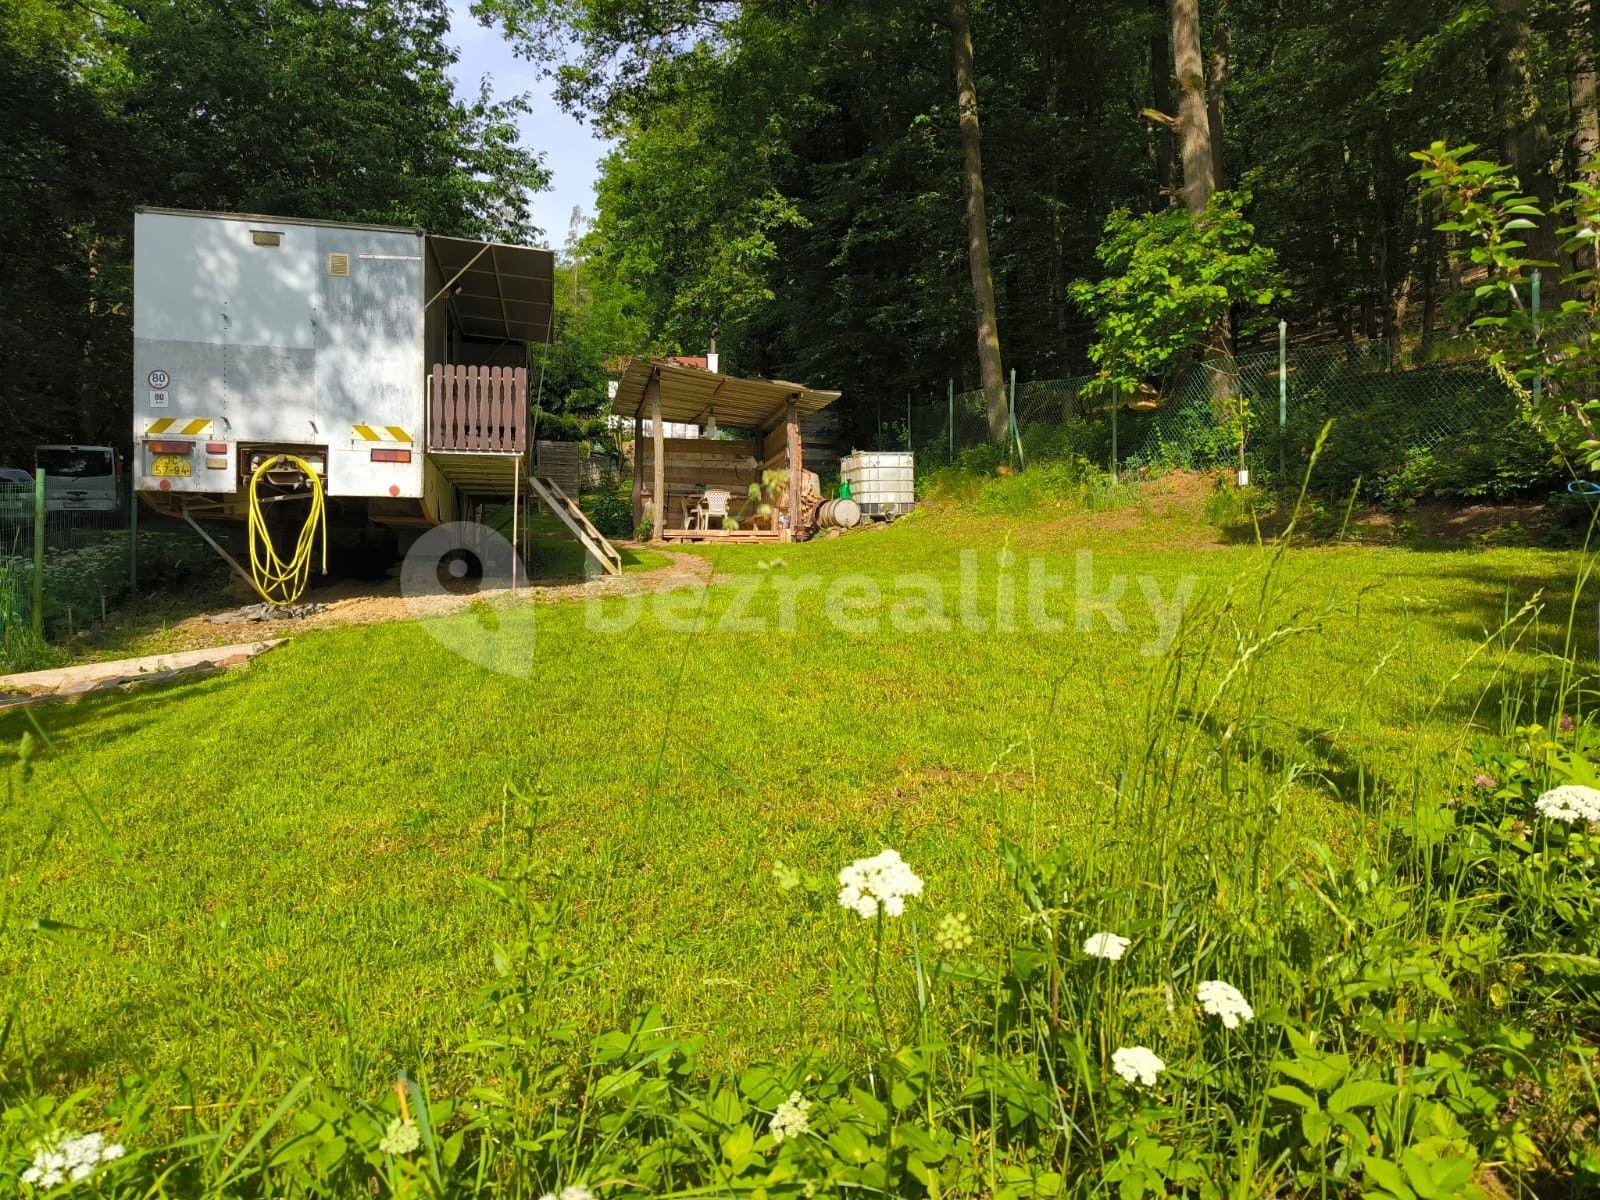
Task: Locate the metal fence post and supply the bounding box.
[1110,389,1119,484]
[1009,367,1026,468]
[1531,269,1542,407]
[947,379,955,463]
[1278,319,1288,480]
[128,483,138,590]
[31,467,45,637]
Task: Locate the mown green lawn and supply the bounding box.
[0,485,1589,1098]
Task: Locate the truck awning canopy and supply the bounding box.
[611,358,842,429]
[427,235,555,344]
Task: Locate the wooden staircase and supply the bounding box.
[526,475,622,577]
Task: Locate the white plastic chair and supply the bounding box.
[698,488,730,530]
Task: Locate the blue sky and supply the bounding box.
[446,1,610,251]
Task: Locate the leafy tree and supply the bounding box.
[1414,140,1594,461]
[125,0,549,241]
[1071,192,1281,474]
[0,0,551,457]
[531,250,653,442]
[581,43,806,352]
[18,0,1600,461]
[1071,192,1283,397]
[0,0,145,456]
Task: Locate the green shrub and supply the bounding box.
[1019,416,1104,465]
[1203,478,1276,530]
[1277,366,1564,505]
[922,455,1137,516]
[6,530,227,649]
[0,556,61,674]
[1379,412,1563,507]
[585,489,634,539]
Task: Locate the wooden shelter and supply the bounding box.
[611,359,842,543]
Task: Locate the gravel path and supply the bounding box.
[105,547,714,656]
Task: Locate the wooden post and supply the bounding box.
[511,455,520,593]
[785,397,801,541]
[649,371,665,543]
[632,409,644,531]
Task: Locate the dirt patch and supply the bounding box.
[87,547,714,657]
[1358,499,1556,545]
[1142,468,1223,510]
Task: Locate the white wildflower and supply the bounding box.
[1196,980,1255,1029]
[1082,931,1131,961]
[538,1188,595,1200]
[1534,785,1600,825]
[1110,1046,1166,1088]
[378,1117,421,1156]
[21,1130,127,1189]
[770,1091,813,1142]
[837,849,924,919]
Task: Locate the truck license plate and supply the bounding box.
[151,455,192,478]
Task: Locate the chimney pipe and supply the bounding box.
[707,333,719,376]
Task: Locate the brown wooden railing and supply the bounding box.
[429,364,527,453]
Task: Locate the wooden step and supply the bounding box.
[526,475,623,576]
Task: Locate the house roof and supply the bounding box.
[610,358,841,428]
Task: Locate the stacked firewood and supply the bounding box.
[775,469,823,536]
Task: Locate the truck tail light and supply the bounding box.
[371,448,412,463]
[206,442,227,454]
[147,440,192,454]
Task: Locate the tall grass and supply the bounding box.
[922,455,1141,516]
[1,460,1597,1195]
[0,557,59,675]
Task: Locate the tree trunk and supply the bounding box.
[1490,0,1561,280]
[1170,0,1214,214]
[1573,1,1599,172]
[1420,227,1438,352]
[1149,0,1178,204]
[951,0,1007,441]
[1571,0,1599,276]
[1170,0,1231,419]
[1206,3,1228,189]
[1046,12,1067,358]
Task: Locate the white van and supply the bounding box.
[36,445,121,514]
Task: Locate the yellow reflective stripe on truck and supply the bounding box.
[352,424,413,443]
[145,418,212,436]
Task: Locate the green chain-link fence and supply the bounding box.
[909,333,1534,498]
[0,472,232,671]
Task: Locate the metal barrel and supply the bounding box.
[817,497,860,529]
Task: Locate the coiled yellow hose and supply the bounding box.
[246,454,327,606]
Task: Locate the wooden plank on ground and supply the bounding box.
[0,640,289,707]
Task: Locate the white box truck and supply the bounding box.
[131,207,557,572]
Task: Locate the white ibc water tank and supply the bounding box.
[840,451,915,516]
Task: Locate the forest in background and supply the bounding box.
[496,0,1600,446]
[0,0,546,456]
[5,0,1598,453]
